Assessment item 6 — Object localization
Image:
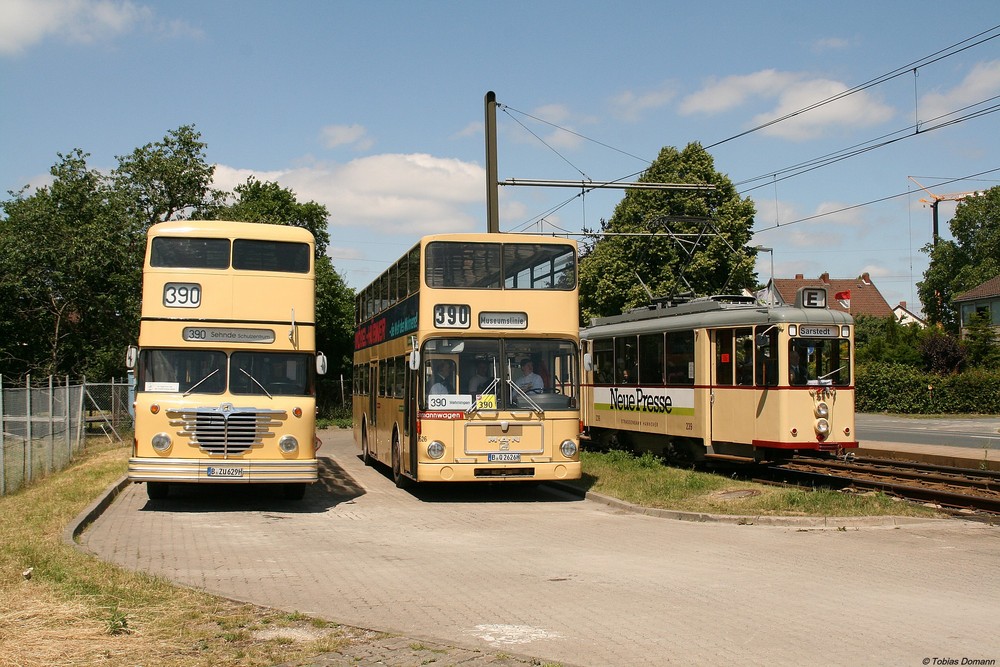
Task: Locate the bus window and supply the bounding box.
[232,239,310,273]
[639,333,665,385]
[150,237,230,269]
[140,349,226,393]
[231,352,311,395]
[425,242,501,289]
[593,338,614,384]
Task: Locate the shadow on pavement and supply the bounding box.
[137,457,366,513]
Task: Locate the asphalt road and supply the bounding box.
[857,413,1000,448]
[76,428,1000,667]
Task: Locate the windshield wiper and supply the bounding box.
[183,369,220,397]
[239,368,272,398]
[508,379,543,414]
[465,378,501,415]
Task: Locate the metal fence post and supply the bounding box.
[47,375,54,476]
[25,373,32,485]
[1,374,5,496]
[65,375,71,462]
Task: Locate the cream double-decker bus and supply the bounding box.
[353,233,581,485]
[126,220,327,500]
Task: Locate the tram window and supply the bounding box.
[593,338,614,384]
[615,335,637,384]
[665,331,694,385]
[755,325,778,387]
[735,328,753,386]
[639,333,665,385]
[715,330,734,385]
[788,339,851,386]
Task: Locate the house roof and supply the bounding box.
[771,272,893,317]
[953,274,1000,303]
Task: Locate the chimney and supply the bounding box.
[861,272,871,285]
[899,301,907,310]
[820,272,830,283]
[795,273,804,280]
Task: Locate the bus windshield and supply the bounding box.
[138,349,313,396]
[421,337,579,411]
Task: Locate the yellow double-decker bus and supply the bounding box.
[126,220,327,500]
[353,233,581,485]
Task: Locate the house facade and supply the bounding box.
[953,274,1000,339]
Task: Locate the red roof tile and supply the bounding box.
[954,274,1000,302]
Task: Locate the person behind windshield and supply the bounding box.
[429,360,454,395]
[516,358,543,393]
[468,360,492,395]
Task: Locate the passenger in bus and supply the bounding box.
[516,358,544,393]
[467,360,492,395]
[429,360,454,395]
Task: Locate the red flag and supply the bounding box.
[834,290,850,301]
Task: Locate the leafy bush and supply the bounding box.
[856,362,1000,414]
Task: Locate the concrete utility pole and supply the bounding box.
[485,91,499,234]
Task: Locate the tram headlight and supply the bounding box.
[427,440,445,459]
[151,432,172,452]
[560,439,578,458]
[279,435,299,453]
[815,418,831,437]
[815,402,830,419]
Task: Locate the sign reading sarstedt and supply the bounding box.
[182,327,276,343]
[479,311,528,329]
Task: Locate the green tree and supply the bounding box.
[963,311,1000,369]
[917,186,1000,332]
[0,150,133,378]
[853,315,923,367]
[578,143,756,322]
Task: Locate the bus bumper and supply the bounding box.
[416,460,581,482]
[128,457,318,483]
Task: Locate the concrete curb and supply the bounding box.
[551,482,946,528]
[63,475,132,550]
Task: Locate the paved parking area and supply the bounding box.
[78,429,1000,667]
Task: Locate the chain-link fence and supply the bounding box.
[0,375,133,496]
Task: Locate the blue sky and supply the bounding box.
[2,1,999,315]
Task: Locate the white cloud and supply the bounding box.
[811,37,852,53]
[0,0,199,55]
[919,60,1000,124]
[610,83,677,122]
[320,124,373,150]
[213,152,485,236]
[679,70,801,115]
[680,70,895,141]
[506,103,590,151]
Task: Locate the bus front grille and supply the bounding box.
[167,405,286,456]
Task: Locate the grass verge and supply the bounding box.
[571,449,942,518]
[0,438,358,667]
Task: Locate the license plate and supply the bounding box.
[206,466,244,478]
[488,453,521,462]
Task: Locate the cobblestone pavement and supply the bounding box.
[77,428,1000,667]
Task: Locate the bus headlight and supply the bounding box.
[279,435,299,453]
[815,418,831,437]
[560,439,578,458]
[427,441,445,459]
[151,432,172,452]
[815,402,830,418]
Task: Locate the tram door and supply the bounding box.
[709,328,757,449]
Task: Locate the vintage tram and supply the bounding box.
[580,287,856,462]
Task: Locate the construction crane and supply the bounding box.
[908,177,984,245]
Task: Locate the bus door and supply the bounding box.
[405,363,417,479]
[367,360,379,460]
[709,328,756,449]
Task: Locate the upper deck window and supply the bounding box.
[150,237,230,269]
[233,239,310,273]
[424,241,575,290]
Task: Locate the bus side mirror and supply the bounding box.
[316,352,328,376]
[409,349,420,371]
[583,352,593,372]
[125,345,138,370]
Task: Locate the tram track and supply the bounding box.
[767,455,1000,515]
